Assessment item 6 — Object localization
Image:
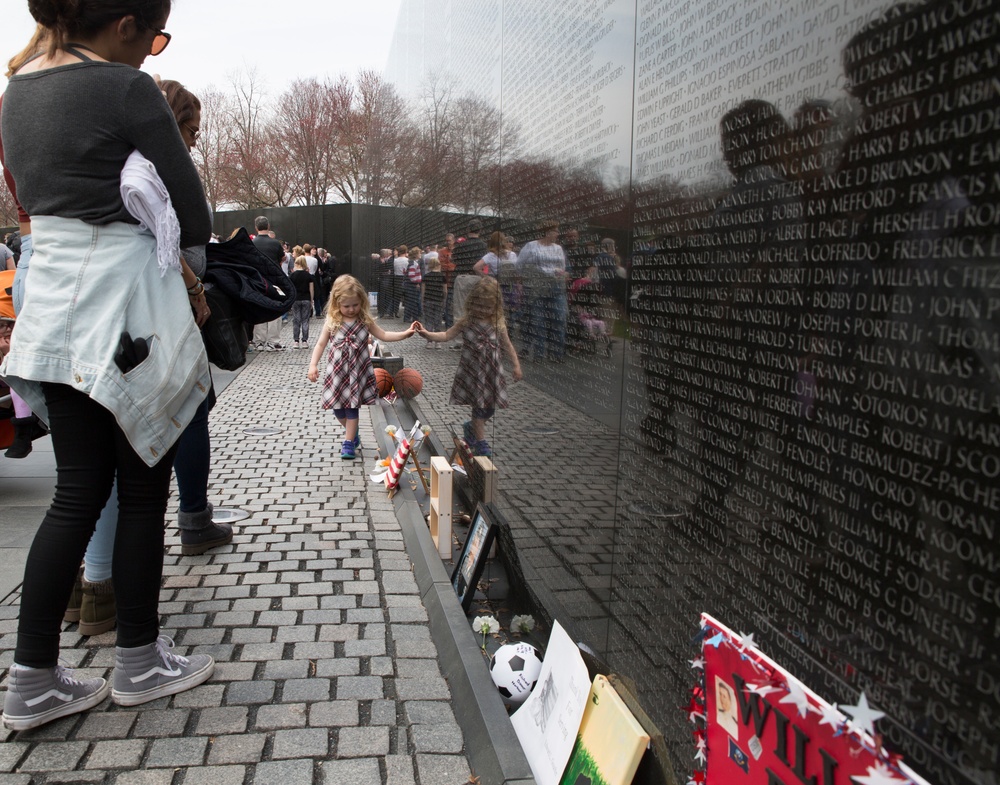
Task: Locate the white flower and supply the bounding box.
[512,614,536,634]
[421,425,432,435]
[384,425,398,435]
[473,615,500,635]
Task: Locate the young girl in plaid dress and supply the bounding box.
[417,277,522,457]
[308,276,415,459]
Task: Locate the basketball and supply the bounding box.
[393,368,423,398]
[374,367,394,397]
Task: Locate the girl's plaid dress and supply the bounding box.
[322,320,378,409]
[449,321,509,410]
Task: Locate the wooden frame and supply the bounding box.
[429,456,453,558]
[451,503,499,611]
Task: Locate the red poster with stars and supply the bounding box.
[693,614,931,785]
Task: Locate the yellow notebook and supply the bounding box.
[559,675,650,785]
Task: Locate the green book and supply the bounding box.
[559,675,650,785]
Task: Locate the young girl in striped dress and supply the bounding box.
[308,276,415,459]
[416,277,522,457]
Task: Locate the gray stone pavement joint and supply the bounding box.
[0,324,485,784]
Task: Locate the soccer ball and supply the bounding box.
[490,643,542,706]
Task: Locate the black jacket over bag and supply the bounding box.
[201,228,295,369]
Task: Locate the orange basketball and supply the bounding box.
[393,368,423,399]
[374,367,394,397]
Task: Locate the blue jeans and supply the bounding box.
[173,386,215,513]
[292,300,312,342]
[528,283,567,360]
[11,233,32,315]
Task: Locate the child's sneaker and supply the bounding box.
[2,665,110,730]
[462,421,475,446]
[341,439,356,460]
[353,435,362,451]
[473,440,492,458]
[111,635,214,707]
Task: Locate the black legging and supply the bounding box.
[15,383,177,666]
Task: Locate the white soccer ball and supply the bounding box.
[490,643,543,706]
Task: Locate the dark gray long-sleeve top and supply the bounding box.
[2,62,211,248]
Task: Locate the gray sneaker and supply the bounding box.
[2,665,109,730]
[111,635,214,706]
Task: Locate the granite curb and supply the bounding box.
[368,399,537,785]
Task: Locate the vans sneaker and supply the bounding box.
[111,635,214,707]
[2,665,109,731]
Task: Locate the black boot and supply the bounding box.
[178,504,233,555]
[5,416,46,459]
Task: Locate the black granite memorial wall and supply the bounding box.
[235,1,1000,782]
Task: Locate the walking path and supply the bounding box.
[0,321,474,785]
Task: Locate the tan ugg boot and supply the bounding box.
[78,579,116,637]
[63,566,85,623]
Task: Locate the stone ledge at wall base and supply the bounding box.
[370,354,404,376]
[391,396,682,785]
[371,400,537,785]
[606,674,681,785]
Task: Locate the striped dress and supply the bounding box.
[449,321,509,410]
[321,320,377,409]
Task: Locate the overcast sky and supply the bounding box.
[1,0,403,96]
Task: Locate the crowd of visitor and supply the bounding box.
[373,219,625,361]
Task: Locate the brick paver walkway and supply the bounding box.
[0,320,473,785]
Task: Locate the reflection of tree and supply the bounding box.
[0,179,18,227]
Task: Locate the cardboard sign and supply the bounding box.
[696,614,932,785]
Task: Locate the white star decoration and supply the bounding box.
[817,701,845,729]
[694,737,707,765]
[842,692,885,736]
[747,682,781,698]
[779,679,814,718]
[689,657,705,669]
[738,631,756,650]
[851,762,908,785]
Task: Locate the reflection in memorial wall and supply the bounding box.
[385,1,1000,783]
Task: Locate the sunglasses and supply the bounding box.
[151,30,171,56]
[183,123,201,141]
[144,26,171,56]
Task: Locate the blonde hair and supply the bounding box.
[487,231,505,254]
[325,275,374,331]
[294,255,308,271]
[462,277,505,330]
[427,256,441,272]
[293,245,303,257]
[408,246,422,260]
[7,24,46,77]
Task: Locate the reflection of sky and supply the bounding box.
[632,0,896,185]
[386,0,636,179]
[387,0,901,186]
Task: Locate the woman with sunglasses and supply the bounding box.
[1,0,214,730]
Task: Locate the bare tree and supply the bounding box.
[331,70,420,207]
[0,176,19,229]
[409,72,455,209]
[221,67,281,209]
[191,86,232,212]
[275,78,344,206]
[449,95,514,213]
